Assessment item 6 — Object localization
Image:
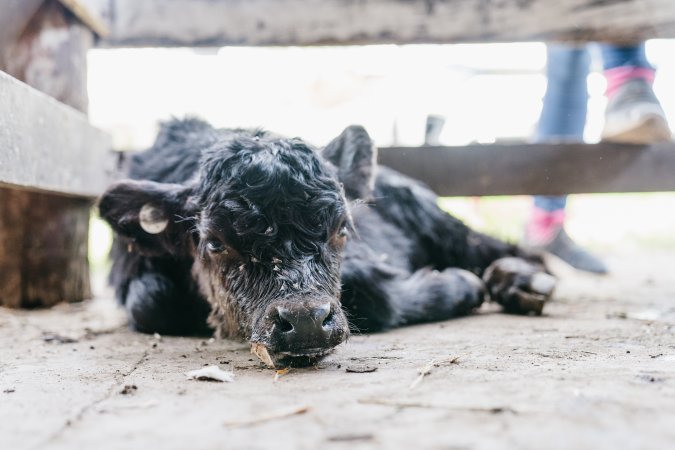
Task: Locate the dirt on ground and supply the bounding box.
[1,250,674,450]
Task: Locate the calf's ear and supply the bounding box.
[98,180,197,256]
[322,125,377,200]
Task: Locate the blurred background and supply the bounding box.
[87,40,675,280]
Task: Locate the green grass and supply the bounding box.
[438,192,675,252]
[89,213,113,276]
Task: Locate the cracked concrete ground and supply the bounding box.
[1,250,674,450]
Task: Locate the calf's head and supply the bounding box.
[100,126,376,368]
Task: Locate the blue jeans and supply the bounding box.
[533,43,651,212]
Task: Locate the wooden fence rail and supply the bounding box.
[378,142,675,197]
[0,71,111,197]
[90,0,675,48]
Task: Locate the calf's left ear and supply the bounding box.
[322,125,377,200]
[98,180,196,256]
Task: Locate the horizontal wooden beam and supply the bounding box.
[0,70,112,198]
[95,0,675,47]
[378,142,675,197]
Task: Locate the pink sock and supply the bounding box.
[604,66,655,98]
[526,208,565,245]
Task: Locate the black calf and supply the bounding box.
[99,118,554,367]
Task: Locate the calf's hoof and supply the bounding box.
[482,257,556,315]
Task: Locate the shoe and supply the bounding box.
[601,78,672,144]
[530,228,608,274]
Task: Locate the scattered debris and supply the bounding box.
[327,433,374,442]
[409,356,461,389]
[629,310,663,321]
[3,388,15,394]
[150,333,162,349]
[359,398,516,414]
[636,373,664,384]
[42,332,78,344]
[120,384,138,395]
[346,365,378,373]
[410,359,436,390]
[607,310,668,322]
[96,400,158,413]
[650,354,664,359]
[200,338,215,347]
[186,365,235,383]
[349,356,401,361]
[273,368,291,382]
[223,405,310,427]
[535,352,565,359]
[83,326,124,340]
[607,311,628,320]
[564,335,600,341]
[251,343,275,368]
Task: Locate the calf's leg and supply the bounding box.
[340,258,485,332]
[372,171,555,315]
[388,191,557,315]
[124,272,211,336]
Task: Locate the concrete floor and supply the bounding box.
[1,251,674,450]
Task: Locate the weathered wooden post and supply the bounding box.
[0,0,105,307]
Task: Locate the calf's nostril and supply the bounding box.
[314,302,331,324]
[276,307,294,333]
[321,309,334,328]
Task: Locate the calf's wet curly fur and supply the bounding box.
[99,118,555,367]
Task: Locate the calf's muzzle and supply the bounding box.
[253,299,349,368]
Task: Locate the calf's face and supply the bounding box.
[100,126,376,368]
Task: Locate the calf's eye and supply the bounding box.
[206,239,226,254]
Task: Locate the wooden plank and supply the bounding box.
[95,0,675,47]
[0,1,106,309]
[377,143,675,197]
[0,70,111,197]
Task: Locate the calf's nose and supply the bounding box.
[277,302,331,334]
[269,301,345,354]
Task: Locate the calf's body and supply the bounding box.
[100,119,554,367]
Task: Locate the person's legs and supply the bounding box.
[601,43,651,71]
[600,43,671,143]
[529,45,588,244]
[525,44,608,274]
[535,45,590,142]
[530,43,587,242]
